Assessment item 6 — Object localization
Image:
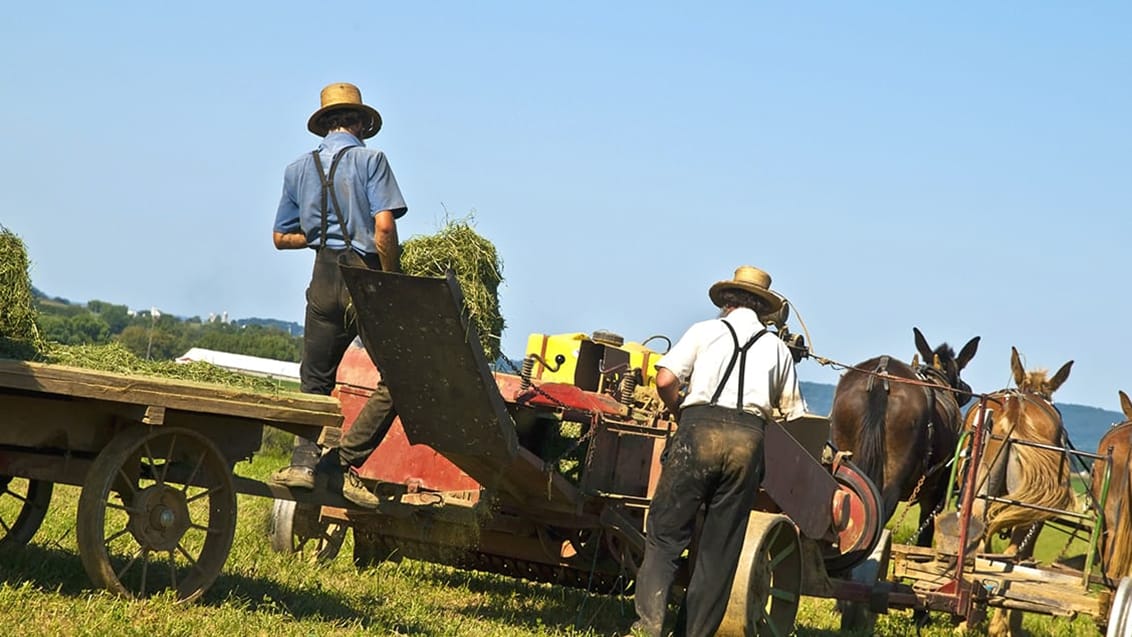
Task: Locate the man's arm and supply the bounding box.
[655,367,682,414]
[273,231,308,250]
[374,210,401,273]
[775,350,808,421]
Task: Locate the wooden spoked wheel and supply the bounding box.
[269,498,346,563]
[719,512,802,637]
[76,426,236,601]
[0,475,53,548]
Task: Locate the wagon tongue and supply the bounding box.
[338,266,578,512]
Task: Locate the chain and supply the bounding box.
[891,473,928,533]
[1016,519,1042,556]
[497,355,573,411]
[495,355,612,499]
[1054,519,1084,565]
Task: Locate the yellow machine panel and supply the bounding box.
[524,331,662,390]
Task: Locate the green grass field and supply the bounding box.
[0,452,1111,635]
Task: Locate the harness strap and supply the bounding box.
[311,146,357,250]
[866,356,891,393]
[709,320,768,410]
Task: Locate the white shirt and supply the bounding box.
[656,307,807,420]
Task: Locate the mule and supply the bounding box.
[966,347,1075,555]
[1093,390,1132,584]
[830,328,980,547]
[965,347,1074,637]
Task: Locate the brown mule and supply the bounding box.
[830,328,980,547]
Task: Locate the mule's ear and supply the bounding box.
[1010,347,1025,387]
[1047,360,1073,394]
[913,327,932,360]
[1120,391,1132,420]
[956,336,980,370]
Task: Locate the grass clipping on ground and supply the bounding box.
[0,226,45,359]
[402,216,505,361]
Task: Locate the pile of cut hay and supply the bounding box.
[0,226,44,359]
[46,342,287,393]
[0,226,290,394]
[402,215,505,361]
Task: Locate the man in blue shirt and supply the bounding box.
[270,82,408,509]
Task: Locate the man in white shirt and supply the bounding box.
[631,266,807,637]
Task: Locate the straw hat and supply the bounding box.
[307,82,383,139]
[709,265,783,312]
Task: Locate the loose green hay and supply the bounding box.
[0,226,293,394]
[44,341,289,393]
[0,226,45,358]
[401,215,505,361]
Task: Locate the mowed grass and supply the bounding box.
[0,454,1110,636]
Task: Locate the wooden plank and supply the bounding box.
[996,579,1098,616]
[0,359,342,427]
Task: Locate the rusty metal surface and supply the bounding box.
[339,267,578,511]
[761,419,838,539]
[339,267,517,460]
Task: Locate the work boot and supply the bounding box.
[268,465,316,490]
[340,468,380,509]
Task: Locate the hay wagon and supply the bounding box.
[0,357,357,601]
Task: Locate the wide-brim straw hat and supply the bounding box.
[708,265,784,313]
[308,82,383,139]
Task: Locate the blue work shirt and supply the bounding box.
[274,132,408,255]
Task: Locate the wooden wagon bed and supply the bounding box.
[891,543,1110,620]
[0,358,351,505]
[0,357,368,601]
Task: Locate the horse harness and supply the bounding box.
[865,356,956,486]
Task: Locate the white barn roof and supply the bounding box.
[176,348,300,381]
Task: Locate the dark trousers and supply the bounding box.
[634,405,766,637]
[292,248,398,472]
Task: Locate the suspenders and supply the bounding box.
[310,146,357,250]
[708,320,768,410]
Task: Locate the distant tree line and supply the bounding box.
[36,297,302,362]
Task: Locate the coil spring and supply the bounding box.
[619,371,638,405]
[520,356,535,390]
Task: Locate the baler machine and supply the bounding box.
[274,267,885,609]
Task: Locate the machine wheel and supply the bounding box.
[838,529,893,632]
[718,512,802,636]
[823,459,884,574]
[76,426,236,601]
[1107,576,1132,637]
[0,476,53,547]
[604,530,643,578]
[269,498,346,563]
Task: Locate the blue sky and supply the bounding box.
[2,2,1128,409]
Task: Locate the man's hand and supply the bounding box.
[273,231,308,250]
